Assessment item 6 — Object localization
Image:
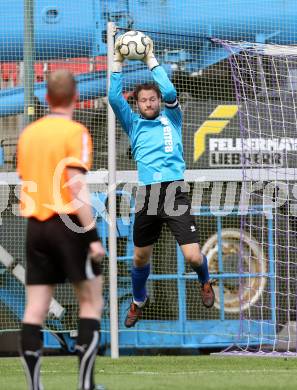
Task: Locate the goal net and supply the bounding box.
[0,0,288,354]
[215,39,297,356]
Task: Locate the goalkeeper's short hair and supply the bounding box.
[134,82,161,101]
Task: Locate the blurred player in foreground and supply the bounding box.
[17,70,105,390]
[109,34,215,328]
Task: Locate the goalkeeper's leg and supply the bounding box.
[181,243,215,308]
[164,186,215,309]
[128,183,162,328]
[125,245,153,328]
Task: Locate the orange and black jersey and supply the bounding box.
[17,114,92,221]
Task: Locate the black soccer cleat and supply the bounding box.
[124,297,149,328]
[200,280,215,308]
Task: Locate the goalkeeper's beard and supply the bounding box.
[139,106,160,120]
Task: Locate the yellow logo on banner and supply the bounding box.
[193,105,239,161]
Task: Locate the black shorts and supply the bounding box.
[26,215,102,285]
[133,180,199,247]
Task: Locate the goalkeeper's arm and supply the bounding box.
[143,37,177,104]
[112,34,124,73]
[108,35,134,135]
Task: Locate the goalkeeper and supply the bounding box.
[108,34,215,328]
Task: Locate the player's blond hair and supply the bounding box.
[47,70,76,107]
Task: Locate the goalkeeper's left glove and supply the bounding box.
[113,35,124,72]
[142,36,159,70]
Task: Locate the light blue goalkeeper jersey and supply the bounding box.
[108,65,185,185]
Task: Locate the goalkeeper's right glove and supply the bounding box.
[143,36,159,70]
[113,35,124,72]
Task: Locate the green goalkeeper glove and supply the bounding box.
[113,35,124,72]
[142,36,159,70]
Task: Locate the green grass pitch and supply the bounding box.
[1,355,297,389]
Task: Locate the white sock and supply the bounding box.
[133,298,147,308]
